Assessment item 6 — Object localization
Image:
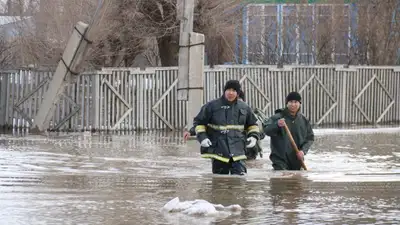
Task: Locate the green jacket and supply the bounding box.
[263,108,314,167]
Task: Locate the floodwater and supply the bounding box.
[0,127,399,225]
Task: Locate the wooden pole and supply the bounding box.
[177,0,205,131]
[177,0,194,101]
[283,124,308,170]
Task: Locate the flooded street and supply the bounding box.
[0,128,399,225]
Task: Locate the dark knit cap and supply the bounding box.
[286,91,302,104]
[224,80,241,93]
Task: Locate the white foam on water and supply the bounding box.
[312,174,400,182]
[364,155,393,160]
[161,197,242,224]
[313,127,400,136]
[269,171,305,178]
[304,171,400,183]
[335,145,354,149]
[345,172,400,176]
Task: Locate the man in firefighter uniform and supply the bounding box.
[193,80,261,175]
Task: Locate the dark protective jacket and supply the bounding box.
[263,108,314,169]
[245,119,265,160]
[193,96,260,163]
[189,109,265,160]
[188,126,196,136]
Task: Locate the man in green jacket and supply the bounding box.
[263,92,314,170]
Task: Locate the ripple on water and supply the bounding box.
[0,130,399,225]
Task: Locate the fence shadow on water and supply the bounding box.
[0,129,188,150]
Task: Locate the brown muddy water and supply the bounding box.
[0,127,399,225]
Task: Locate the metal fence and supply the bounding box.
[243,3,353,65]
[0,65,399,131]
[238,3,400,66]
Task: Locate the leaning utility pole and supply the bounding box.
[177,0,205,131]
[30,21,89,134]
[31,0,107,133]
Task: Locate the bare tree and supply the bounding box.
[7,0,398,68]
[195,0,241,66]
[247,0,400,66]
[0,34,16,68]
[358,0,399,65]
[4,0,242,68]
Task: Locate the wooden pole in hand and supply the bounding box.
[283,124,308,170]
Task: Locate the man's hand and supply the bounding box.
[277,118,286,128]
[200,138,212,147]
[246,137,257,148]
[296,150,304,161]
[183,131,190,141]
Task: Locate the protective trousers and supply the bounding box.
[211,159,247,175]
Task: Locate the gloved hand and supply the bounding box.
[246,137,257,148]
[200,138,212,147]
